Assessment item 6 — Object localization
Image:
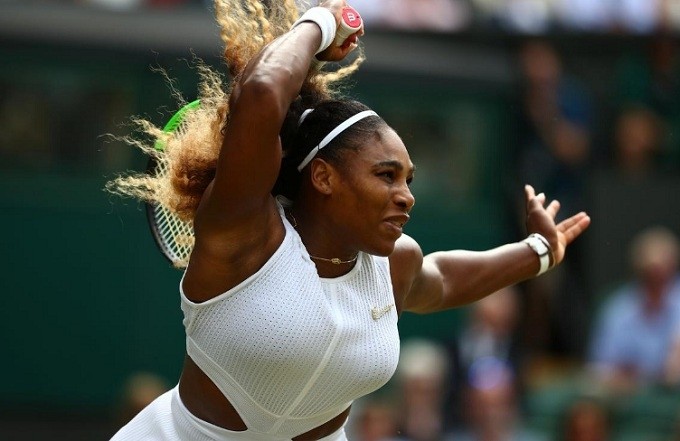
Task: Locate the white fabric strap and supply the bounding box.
[292,7,337,55]
[297,110,378,171]
[523,233,553,276]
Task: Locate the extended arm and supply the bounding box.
[396,185,591,313]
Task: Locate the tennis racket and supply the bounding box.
[146,99,200,268]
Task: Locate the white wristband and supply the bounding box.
[523,233,552,276]
[292,7,337,55]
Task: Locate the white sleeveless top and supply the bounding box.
[180,203,400,439]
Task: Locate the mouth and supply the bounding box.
[386,220,405,229]
[384,215,410,232]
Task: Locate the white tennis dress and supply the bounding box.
[111,202,401,440]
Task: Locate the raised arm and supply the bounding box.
[197,2,350,232]
[184,2,361,301]
[394,185,591,314]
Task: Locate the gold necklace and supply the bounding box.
[287,211,359,265]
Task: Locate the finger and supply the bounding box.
[524,185,539,214]
[526,190,546,213]
[341,34,359,50]
[546,199,560,218]
[536,192,546,205]
[557,212,591,243]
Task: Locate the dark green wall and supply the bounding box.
[1,171,185,410]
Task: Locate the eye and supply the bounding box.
[406,176,414,187]
[377,171,395,182]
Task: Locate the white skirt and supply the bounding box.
[110,385,348,441]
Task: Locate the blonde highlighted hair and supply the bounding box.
[106,0,364,222]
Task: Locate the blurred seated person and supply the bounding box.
[588,226,680,393]
[611,105,665,177]
[452,287,544,441]
[557,397,611,441]
[458,286,522,379]
[394,339,450,441]
[351,399,400,441]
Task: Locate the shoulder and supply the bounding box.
[388,234,424,308]
[389,234,423,272]
[183,196,287,302]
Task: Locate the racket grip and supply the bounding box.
[333,6,363,47]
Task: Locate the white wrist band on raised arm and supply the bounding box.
[523,233,553,276]
[292,7,337,55]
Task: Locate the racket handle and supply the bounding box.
[333,6,363,47]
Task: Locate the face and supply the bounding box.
[329,127,415,256]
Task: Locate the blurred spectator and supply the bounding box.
[610,0,662,34]
[515,40,593,212]
[554,0,611,32]
[611,105,664,177]
[512,39,593,358]
[458,286,523,383]
[661,0,680,31]
[394,339,450,441]
[351,399,401,441]
[500,0,553,34]
[350,0,472,32]
[588,226,680,393]
[557,397,611,441]
[614,35,680,172]
[451,287,544,441]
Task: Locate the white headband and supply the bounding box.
[296,110,378,171]
[298,108,315,126]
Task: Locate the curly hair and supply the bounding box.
[106,0,371,222]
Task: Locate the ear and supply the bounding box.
[309,158,336,195]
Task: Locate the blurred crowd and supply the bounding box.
[44,0,680,34]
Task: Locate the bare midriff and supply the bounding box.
[178,355,350,440]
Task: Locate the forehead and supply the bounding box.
[354,127,413,169]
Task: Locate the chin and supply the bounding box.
[366,237,399,257]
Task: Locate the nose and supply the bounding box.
[395,183,415,213]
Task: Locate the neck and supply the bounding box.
[285,207,359,274]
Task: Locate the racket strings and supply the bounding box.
[153,159,195,268]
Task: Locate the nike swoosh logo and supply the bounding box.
[371,304,394,320]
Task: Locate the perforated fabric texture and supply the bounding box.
[180,204,400,439]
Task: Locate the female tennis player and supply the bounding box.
[108,0,590,440]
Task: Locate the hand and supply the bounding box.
[316,1,364,62]
[524,184,591,267]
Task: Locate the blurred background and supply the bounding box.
[2,0,680,440]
